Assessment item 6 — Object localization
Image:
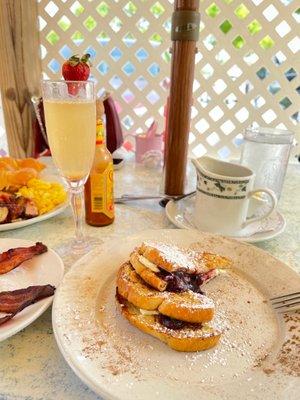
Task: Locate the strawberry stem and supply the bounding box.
[81,53,91,64]
[68,54,80,66]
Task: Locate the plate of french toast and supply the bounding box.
[52,229,300,400]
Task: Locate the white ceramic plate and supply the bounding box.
[0,238,64,341]
[52,229,299,400]
[0,172,69,231]
[165,195,286,243]
[0,202,68,232]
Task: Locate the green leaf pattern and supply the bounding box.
[197,173,249,197]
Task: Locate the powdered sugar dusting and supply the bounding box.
[161,291,215,311]
[53,231,299,400]
[142,241,204,273]
[55,259,279,383]
[92,268,278,383]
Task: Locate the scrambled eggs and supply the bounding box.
[17,178,67,214]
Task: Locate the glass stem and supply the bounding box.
[70,186,85,246]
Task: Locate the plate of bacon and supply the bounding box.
[0,238,64,341]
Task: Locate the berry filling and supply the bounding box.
[156,314,203,331]
[157,269,216,294]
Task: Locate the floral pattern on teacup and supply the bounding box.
[197,171,250,199]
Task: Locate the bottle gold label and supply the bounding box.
[90,163,114,218]
[96,118,104,145]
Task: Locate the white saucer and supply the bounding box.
[165,195,286,243]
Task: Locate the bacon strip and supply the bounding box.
[0,313,14,325]
[0,284,55,313]
[0,284,55,326]
[0,242,47,275]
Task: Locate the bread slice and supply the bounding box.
[157,291,214,323]
[130,252,167,292]
[201,252,232,271]
[117,263,214,323]
[117,262,165,310]
[137,242,231,274]
[116,293,221,352]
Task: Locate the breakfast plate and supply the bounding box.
[0,171,69,232]
[52,229,299,400]
[165,195,286,243]
[0,238,64,341]
[0,202,69,232]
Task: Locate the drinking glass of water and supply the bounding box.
[240,126,294,201]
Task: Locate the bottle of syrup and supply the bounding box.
[85,102,114,226]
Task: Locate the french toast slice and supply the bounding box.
[117,263,214,323]
[117,262,165,310]
[157,291,214,323]
[116,292,221,352]
[130,252,167,292]
[137,242,231,274]
[131,249,230,294]
[132,242,231,292]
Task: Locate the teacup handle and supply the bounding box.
[243,188,277,228]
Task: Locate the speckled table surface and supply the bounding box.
[0,160,299,400]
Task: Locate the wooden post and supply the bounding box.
[164,0,200,195]
[0,0,41,157]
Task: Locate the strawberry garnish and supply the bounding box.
[62,53,91,81]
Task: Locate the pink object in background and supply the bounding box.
[135,121,163,163]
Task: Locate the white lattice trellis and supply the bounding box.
[38,0,300,160]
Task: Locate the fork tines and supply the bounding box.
[270,291,300,312]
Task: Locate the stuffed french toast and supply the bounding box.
[130,242,231,292]
[116,242,231,352]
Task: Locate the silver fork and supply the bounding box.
[270,291,300,313]
[114,191,196,204]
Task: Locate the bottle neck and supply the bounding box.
[96,118,105,147]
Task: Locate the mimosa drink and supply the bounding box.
[42,79,96,254]
[44,99,96,181]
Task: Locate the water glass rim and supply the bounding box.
[244,126,295,144]
[245,126,294,137]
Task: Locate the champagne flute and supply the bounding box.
[42,80,96,254]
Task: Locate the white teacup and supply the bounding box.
[192,156,277,236]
